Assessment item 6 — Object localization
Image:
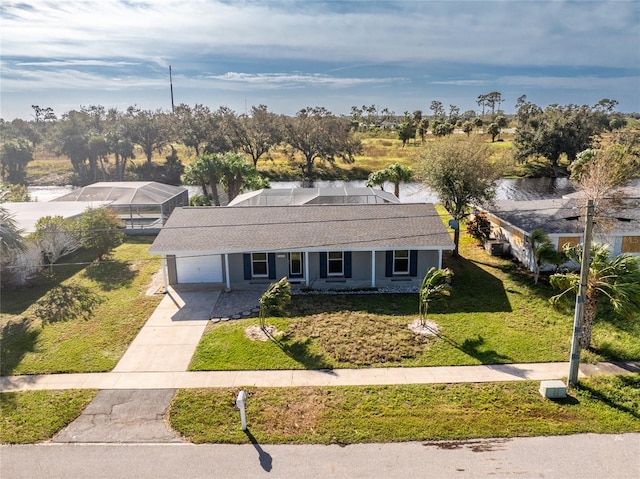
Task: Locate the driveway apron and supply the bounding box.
[56,287,221,443]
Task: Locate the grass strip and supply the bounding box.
[169,375,640,445]
[0,389,97,444]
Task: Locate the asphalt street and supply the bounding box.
[1,433,638,479]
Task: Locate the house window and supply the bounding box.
[393,250,409,274]
[252,253,268,277]
[289,252,303,276]
[328,251,344,276]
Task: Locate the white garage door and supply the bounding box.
[175,253,223,283]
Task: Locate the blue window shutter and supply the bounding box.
[319,252,327,278]
[243,254,251,280]
[345,251,352,278]
[268,253,276,279]
[410,250,418,277]
[385,251,393,277]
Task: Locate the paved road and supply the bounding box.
[2,433,638,478]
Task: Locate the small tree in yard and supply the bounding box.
[419,267,453,327]
[33,284,103,324]
[550,243,640,349]
[78,207,125,261]
[466,213,492,244]
[529,228,557,284]
[418,138,500,256]
[259,277,291,330]
[32,216,83,270]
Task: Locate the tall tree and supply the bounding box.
[218,152,269,202]
[284,107,361,181]
[126,107,171,164]
[174,103,215,156]
[54,109,93,184]
[396,117,417,147]
[228,105,283,166]
[485,91,502,117]
[418,138,500,256]
[550,243,640,349]
[429,100,445,120]
[183,155,225,206]
[0,139,33,184]
[514,100,611,176]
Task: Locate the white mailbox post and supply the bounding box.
[236,390,247,431]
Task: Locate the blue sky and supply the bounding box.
[1,0,638,120]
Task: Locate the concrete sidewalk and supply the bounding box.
[2,361,638,393]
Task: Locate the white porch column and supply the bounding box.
[224,253,231,290]
[161,255,168,291]
[438,249,443,269]
[304,250,310,287]
[371,250,376,288]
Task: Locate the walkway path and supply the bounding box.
[2,361,638,393]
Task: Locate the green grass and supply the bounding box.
[0,389,97,444]
[168,374,640,444]
[0,237,162,375]
[192,229,640,371]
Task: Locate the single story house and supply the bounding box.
[149,203,455,290]
[475,197,640,272]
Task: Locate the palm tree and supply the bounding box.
[419,267,453,327]
[365,162,413,199]
[550,243,640,349]
[0,205,25,257]
[529,228,557,284]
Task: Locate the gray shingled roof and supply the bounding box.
[149,203,454,254]
[480,198,640,235]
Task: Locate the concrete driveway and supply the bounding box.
[113,287,221,373]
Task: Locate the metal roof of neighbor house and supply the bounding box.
[3,201,110,234]
[149,203,455,254]
[479,198,640,235]
[52,181,187,205]
[227,187,400,206]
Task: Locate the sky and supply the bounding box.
[1,0,638,120]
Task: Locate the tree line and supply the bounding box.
[0,94,633,196]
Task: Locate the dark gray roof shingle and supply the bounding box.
[150,203,454,254]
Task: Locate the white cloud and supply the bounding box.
[1,0,637,68]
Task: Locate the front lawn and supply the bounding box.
[0,237,162,375]
[169,374,640,444]
[0,389,97,444]
[191,234,640,371]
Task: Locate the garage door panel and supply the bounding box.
[176,253,222,283]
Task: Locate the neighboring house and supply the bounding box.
[52,181,188,232]
[228,187,399,207]
[1,201,108,285]
[149,203,455,290]
[475,197,640,272]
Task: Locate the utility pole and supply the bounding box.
[169,65,175,113]
[567,199,595,385]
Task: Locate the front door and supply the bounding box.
[289,252,304,279]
